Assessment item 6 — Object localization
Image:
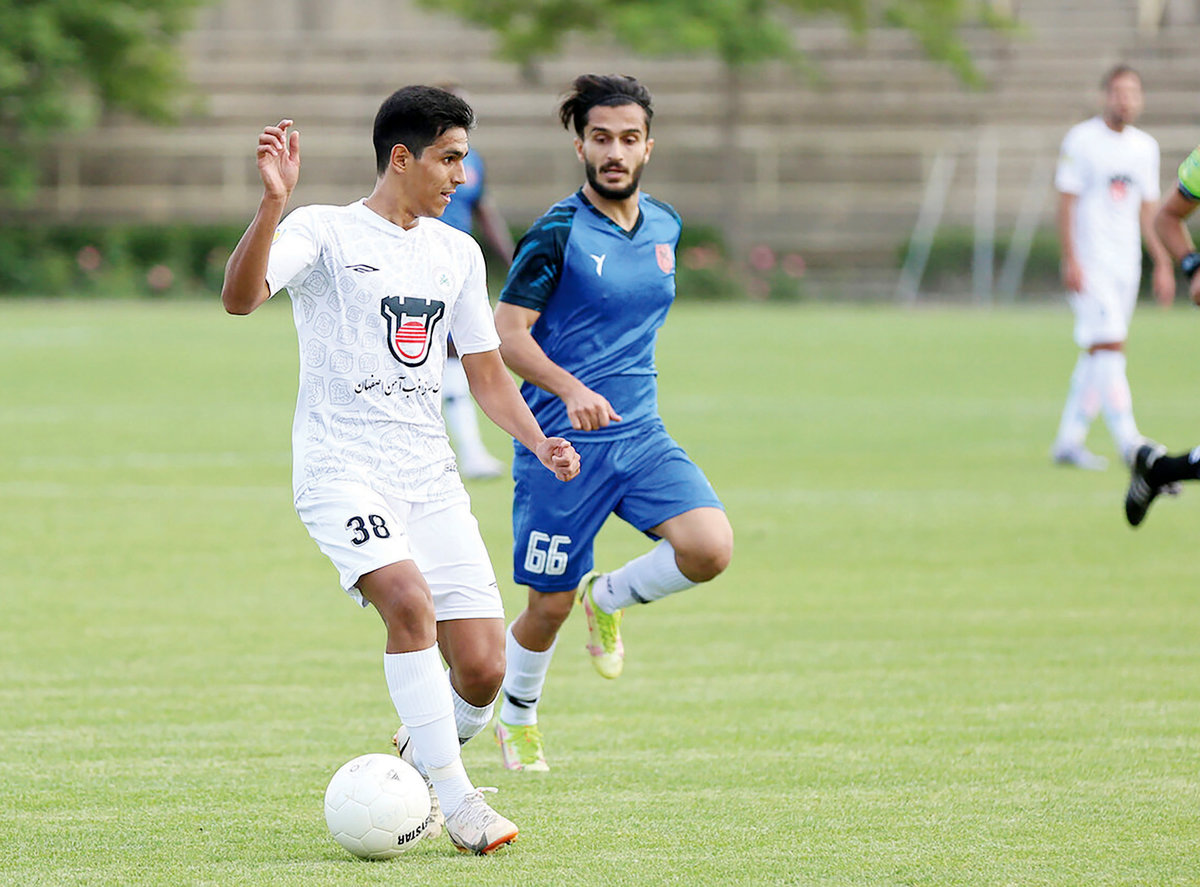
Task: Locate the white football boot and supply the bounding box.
[444,787,518,855]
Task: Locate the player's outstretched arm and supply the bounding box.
[222,119,301,315]
[474,198,515,267]
[1154,188,1200,304]
[493,302,621,431]
[1140,200,1176,307]
[459,349,580,481]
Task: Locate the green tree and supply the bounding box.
[427,0,994,80]
[0,0,206,201]
[423,0,1004,256]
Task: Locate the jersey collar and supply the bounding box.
[354,198,424,235]
[577,189,644,239]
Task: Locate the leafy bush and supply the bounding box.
[904,226,1057,295]
[908,226,1171,299]
[675,224,808,302]
[0,223,244,297]
[0,221,811,301]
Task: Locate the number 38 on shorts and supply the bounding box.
[523,531,571,576]
[346,514,391,546]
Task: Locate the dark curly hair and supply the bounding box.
[373,85,475,174]
[558,74,653,137]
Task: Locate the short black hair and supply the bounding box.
[558,74,653,137]
[1102,63,1140,90]
[373,85,475,175]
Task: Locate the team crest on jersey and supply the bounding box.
[432,266,455,295]
[655,243,675,273]
[380,295,445,367]
[1109,174,1132,201]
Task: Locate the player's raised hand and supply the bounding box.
[257,119,300,201]
[536,437,580,482]
[563,384,621,431]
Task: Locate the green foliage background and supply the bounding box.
[0,223,243,296]
[0,222,814,301]
[420,0,998,79]
[0,0,205,199]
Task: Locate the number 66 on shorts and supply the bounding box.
[523,531,571,577]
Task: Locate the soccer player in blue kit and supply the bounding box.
[491,74,734,771]
[438,83,516,480]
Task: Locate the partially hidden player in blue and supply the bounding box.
[437,83,516,479]
[491,74,734,771]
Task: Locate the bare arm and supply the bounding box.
[1057,191,1083,293]
[1154,188,1198,261]
[458,348,579,481]
[221,120,301,315]
[472,198,515,267]
[493,301,621,431]
[1140,199,1177,306]
[1156,187,1200,304]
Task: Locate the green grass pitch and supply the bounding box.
[2,297,1199,886]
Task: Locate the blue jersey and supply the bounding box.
[499,189,681,439]
[441,151,486,234]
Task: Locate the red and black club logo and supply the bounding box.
[380,296,445,367]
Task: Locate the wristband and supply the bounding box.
[1182,252,1200,280]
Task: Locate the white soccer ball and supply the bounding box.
[324,753,431,859]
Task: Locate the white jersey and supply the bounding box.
[1055,116,1160,277]
[265,199,500,502]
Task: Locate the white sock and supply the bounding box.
[442,356,490,463]
[1053,352,1099,453]
[499,625,556,727]
[1092,350,1140,461]
[593,540,697,612]
[442,354,470,400]
[383,646,473,817]
[448,669,494,743]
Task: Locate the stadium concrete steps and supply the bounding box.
[17,0,1200,281]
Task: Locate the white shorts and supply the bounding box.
[1069,271,1138,348]
[294,482,504,620]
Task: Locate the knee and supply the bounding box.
[373,586,435,631]
[530,589,576,631]
[363,575,437,649]
[510,590,575,652]
[676,528,733,584]
[451,648,506,702]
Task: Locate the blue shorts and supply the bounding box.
[511,421,724,592]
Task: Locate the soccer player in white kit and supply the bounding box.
[1050,64,1174,470]
[220,86,580,855]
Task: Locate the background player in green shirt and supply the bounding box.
[1123,144,1200,526]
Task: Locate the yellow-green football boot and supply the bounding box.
[494,719,549,772]
[578,571,624,679]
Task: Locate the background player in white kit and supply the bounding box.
[1050,64,1174,470]
[220,86,579,855]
